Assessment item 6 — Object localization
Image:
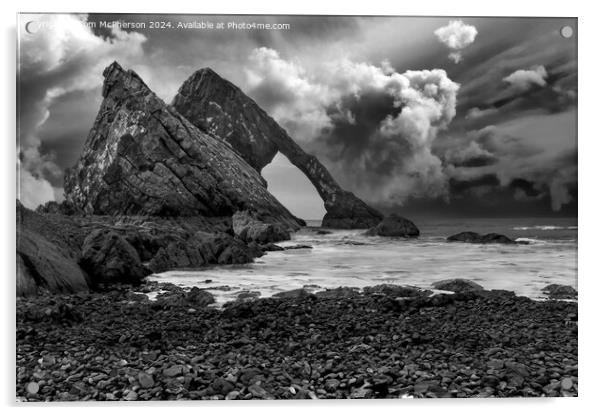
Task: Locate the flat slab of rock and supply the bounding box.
[363,284,431,297]
[447,231,516,244]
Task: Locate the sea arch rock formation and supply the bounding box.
[172,68,384,228]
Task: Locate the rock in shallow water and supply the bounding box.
[365,214,420,237]
[542,284,577,299]
[447,231,516,244]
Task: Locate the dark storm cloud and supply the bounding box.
[450,17,576,124]
[321,90,401,165]
[439,116,577,212]
[37,89,102,186]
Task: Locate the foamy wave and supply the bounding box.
[515,237,546,244]
[513,225,577,231]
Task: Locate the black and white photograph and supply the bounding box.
[15,11,578,402]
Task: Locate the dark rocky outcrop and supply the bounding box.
[17,201,91,296]
[365,214,420,237]
[147,230,259,273]
[172,67,383,229]
[64,62,302,232]
[16,201,265,295]
[542,284,577,300]
[432,279,485,293]
[80,229,149,284]
[447,232,516,244]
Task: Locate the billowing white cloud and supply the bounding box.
[17,159,55,210]
[245,47,335,141]
[244,47,460,205]
[434,20,478,63]
[18,14,147,208]
[503,65,548,91]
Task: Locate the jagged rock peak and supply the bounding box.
[102,61,150,98]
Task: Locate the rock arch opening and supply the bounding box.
[262,152,326,223]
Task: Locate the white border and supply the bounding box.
[3,1,599,414]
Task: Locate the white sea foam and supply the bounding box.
[513,225,577,231]
[149,222,578,305]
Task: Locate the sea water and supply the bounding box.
[149,217,577,304]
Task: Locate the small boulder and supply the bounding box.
[248,384,274,399]
[212,378,235,395]
[365,214,419,238]
[156,287,215,308]
[163,365,186,377]
[237,290,261,302]
[138,372,154,389]
[324,378,340,393]
[542,284,577,300]
[432,279,485,293]
[447,231,516,244]
[232,210,290,244]
[316,230,332,235]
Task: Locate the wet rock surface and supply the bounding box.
[432,279,485,293]
[365,214,420,238]
[542,284,577,300]
[16,283,577,400]
[17,202,265,295]
[172,67,383,229]
[447,232,517,244]
[232,211,290,244]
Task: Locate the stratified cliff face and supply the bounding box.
[64,62,302,230]
[172,68,384,229]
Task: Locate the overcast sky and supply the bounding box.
[18,14,577,219]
